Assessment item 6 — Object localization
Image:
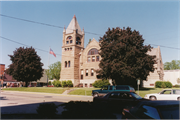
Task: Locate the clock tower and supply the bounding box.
[60,15,84,86]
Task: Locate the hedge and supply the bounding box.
[92,79,110,88]
[155,81,172,88]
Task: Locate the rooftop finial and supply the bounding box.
[63,25,66,33]
[73,14,76,19]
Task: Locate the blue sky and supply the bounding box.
[0,0,179,69]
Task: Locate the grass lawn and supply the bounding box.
[68,88,100,96]
[2,87,71,94]
[3,87,180,98]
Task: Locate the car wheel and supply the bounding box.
[177,97,180,100]
[150,96,156,100]
[93,93,99,97]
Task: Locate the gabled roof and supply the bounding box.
[66,15,83,35]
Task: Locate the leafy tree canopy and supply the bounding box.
[46,61,61,80]
[97,27,156,87]
[6,47,44,87]
[164,60,180,70]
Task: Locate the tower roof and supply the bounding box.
[66,15,83,35]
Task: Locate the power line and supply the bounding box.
[0,36,81,58]
[0,14,102,36]
[145,42,180,50]
[1,14,179,50]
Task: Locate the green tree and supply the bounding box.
[97,27,156,87]
[6,47,44,87]
[164,60,180,70]
[46,61,61,80]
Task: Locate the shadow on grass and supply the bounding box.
[135,87,156,91]
[60,101,117,119]
[1,101,64,119]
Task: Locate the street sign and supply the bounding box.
[137,80,140,85]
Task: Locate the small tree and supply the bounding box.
[46,61,61,80]
[6,47,44,87]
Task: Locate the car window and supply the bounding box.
[130,92,142,99]
[102,86,108,90]
[116,86,129,90]
[160,90,171,94]
[109,86,113,90]
[158,105,179,119]
[120,93,133,99]
[109,93,120,98]
[135,105,160,119]
[173,90,180,94]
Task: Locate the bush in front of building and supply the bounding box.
[92,79,110,88]
[48,81,52,85]
[164,81,173,88]
[61,81,67,87]
[61,80,73,87]
[36,103,58,119]
[52,80,61,87]
[66,80,73,87]
[155,81,172,88]
[174,84,180,88]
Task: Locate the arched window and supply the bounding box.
[88,48,98,55]
[68,61,70,67]
[76,37,81,45]
[65,61,67,68]
[66,36,72,44]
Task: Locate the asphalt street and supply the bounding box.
[0,90,93,114]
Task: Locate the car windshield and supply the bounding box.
[158,105,179,119]
[130,92,142,99]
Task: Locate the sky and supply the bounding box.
[0,0,179,69]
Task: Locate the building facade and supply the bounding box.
[164,70,180,86]
[60,15,164,88]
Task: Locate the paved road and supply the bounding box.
[1,90,93,114]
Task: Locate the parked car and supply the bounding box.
[47,85,54,87]
[144,89,180,100]
[92,85,135,97]
[93,91,149,112]
[122,100,180,119]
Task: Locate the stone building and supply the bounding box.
[60,15,164,88]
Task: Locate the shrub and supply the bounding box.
[174,84,180,88]
[52,80,61,87]
[48,81,52,85]
[92,79,110,88]
[161,82,166,88]
[164,81,172,88]
[155,81,173,88]
[155,81,163,88]
[36,103,58,118]
[62,81,67,87]
[66,80,73,87]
